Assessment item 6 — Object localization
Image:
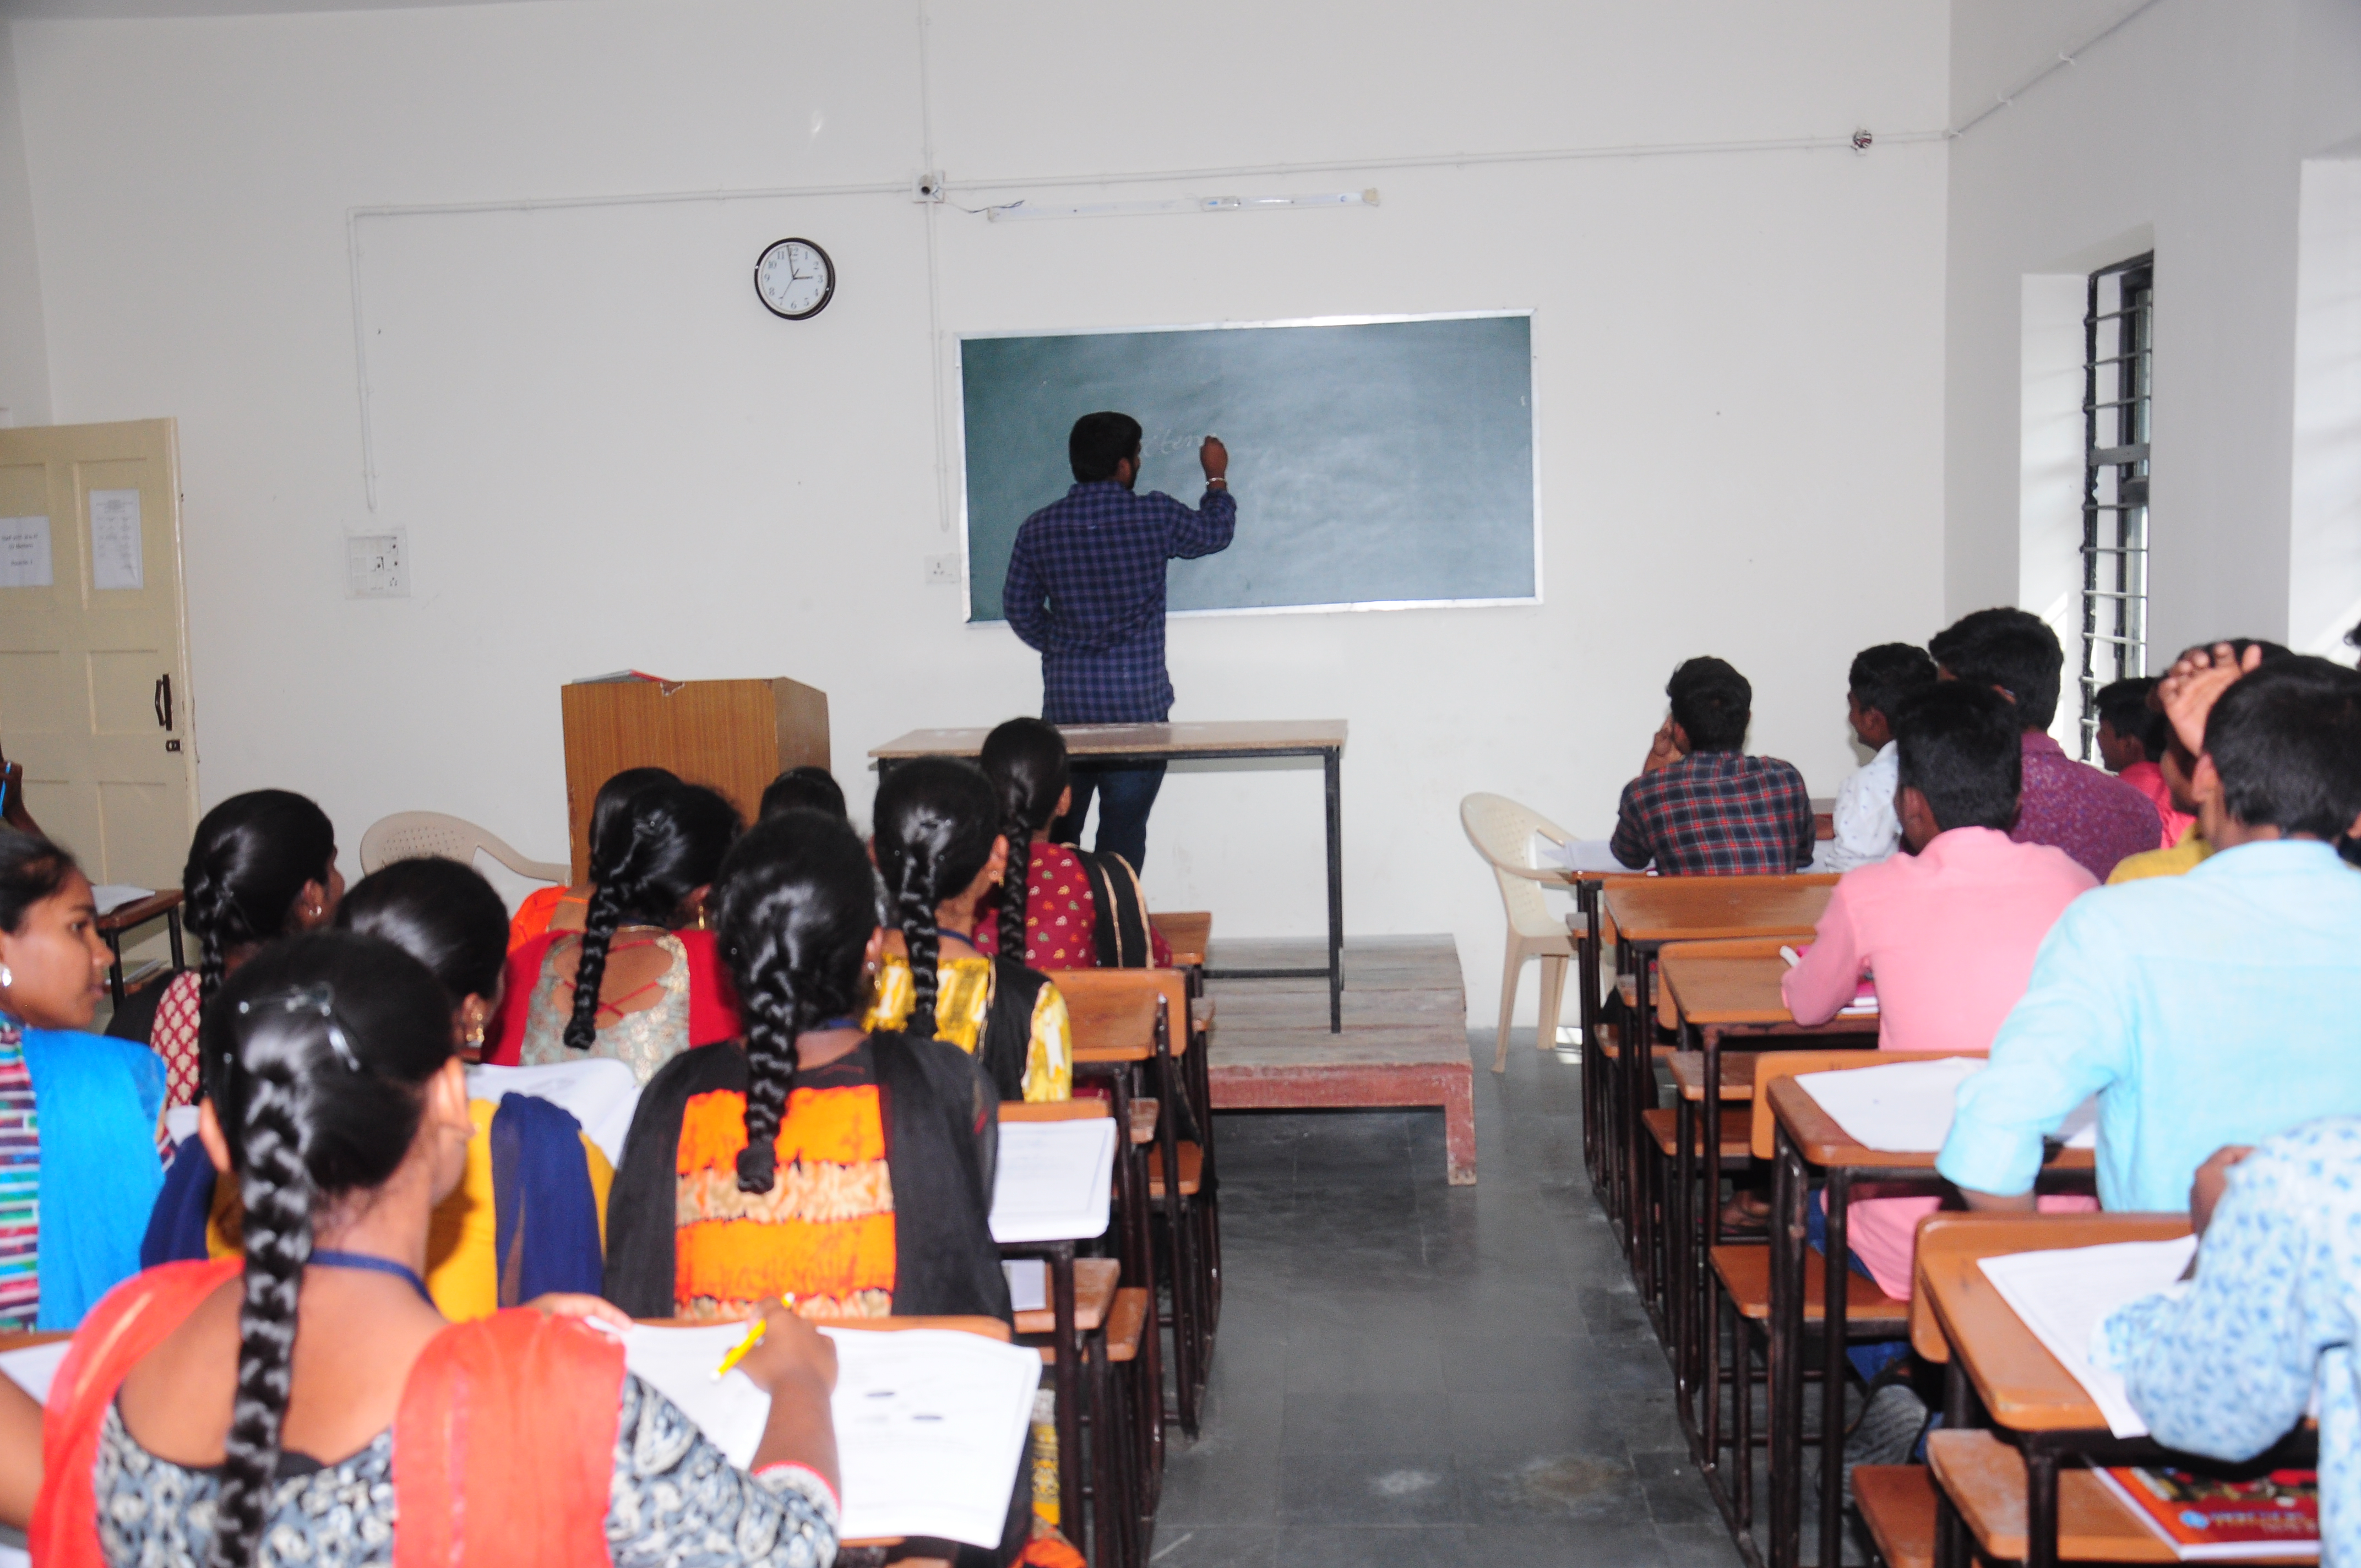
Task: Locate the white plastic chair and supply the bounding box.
[1460,792,1581,1074]
[358,811,569,884]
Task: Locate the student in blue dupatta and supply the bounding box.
[0,832,167,1330]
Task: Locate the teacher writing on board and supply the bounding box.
[1001,411,1237,873]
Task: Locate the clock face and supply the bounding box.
[755,238,835,320]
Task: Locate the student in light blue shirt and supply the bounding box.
[2099,1117,2361,1566]
[1937,656,2361,1212]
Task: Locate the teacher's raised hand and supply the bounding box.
[1200,435,1228,483]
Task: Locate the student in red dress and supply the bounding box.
[975,717,1169,970]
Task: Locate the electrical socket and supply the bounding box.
[924,553,961,586]
[346,529,409,598]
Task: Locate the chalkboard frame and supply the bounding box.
[954,310,1543,623]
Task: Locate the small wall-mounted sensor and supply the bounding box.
[1851,128,1874,154]
[912,171,946,204]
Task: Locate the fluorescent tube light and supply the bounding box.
[985,189,1379,222]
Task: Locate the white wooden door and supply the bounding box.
[0,420,196,888]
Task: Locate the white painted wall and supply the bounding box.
[0,18,49,426]
[1946,0,2361,661]
[7,0,1951,1031]
[2292,145,2361,662]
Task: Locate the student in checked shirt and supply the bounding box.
[1610,656,1815,875]
[1936,656,2361,1216]
[1001,412,1236,875]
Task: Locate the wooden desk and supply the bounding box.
[1765,1081,2098,1568]
[96,889,183,1004]
[1658,944,1876,1463]
[1562,870,1650,1201]
[1594,879,1835,1301]
[1911,1214,2313,1568]
[874,721,1349,1030]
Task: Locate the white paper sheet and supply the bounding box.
[1537,834,1636,874]
[89,884,154,916]
[1978,1237,2199,1438]
[1002,1259,1047,1313]
[467,1059,643,1167]
[617,1322,1040,1545]
[1,1339,70,1404]
[88,489,143,590]
[1795,1057,2098,1153]
[0,516,51,589]
[989,1117,1117,1244]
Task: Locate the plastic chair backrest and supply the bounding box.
[1907,1212,2190,1362]
[1460,792,1581,940]
[1749,1049,1988,1161]
[358,811,569,884]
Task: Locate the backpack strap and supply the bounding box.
[1073,848,1154,968]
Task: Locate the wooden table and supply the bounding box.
[874,721,1350,1030]
[1912,1214,2310,1568]
[1657,944,1878,1458]
[1765,1080,2098,1568]
[96,889,183,1004]
[1593,878,1834,1297]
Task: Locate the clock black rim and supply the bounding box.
[755,237,835,321]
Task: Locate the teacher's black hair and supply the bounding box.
[202,931,454,1568]
[1069,411,1143,483]
[336,856,510,1009]
[565,781,740,1053]
[977,717,1069,960]
[713,810,880,1193]
[182,791,339,1009]
[872,758,1000,1035]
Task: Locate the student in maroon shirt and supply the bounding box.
[1926,607,2162,881]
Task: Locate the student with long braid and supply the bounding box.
[34,932,842,1568]
[974,717,1171,970]
[505,764,679,949]
[107,791,344,1112]
[602,809,1010,1326]
[487,779,740,1082]
[864,756,1073,1103]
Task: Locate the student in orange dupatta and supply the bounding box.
[34,930,840,1568]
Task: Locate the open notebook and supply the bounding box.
[989,1117,1117,1244]
[1794,1055,2098,1155]
[1977,1237,2200,1438]
[615,1321,1040,1546]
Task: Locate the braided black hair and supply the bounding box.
[589,766,678,852]
[976,718,1069,961]
[871,758,1000,1036]
[201,931,453,1568]
[564,782,740,1052]
[335,857,510,1008]
[758,765,848,824]
[713,810,880,1193]
[182,791,337,1009]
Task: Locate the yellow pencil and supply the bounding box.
[711,1294,797,1380]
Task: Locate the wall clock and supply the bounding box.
[755,238,835,320]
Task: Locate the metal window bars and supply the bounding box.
[2079,253,2154,759]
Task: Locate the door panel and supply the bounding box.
[0,420,193,890]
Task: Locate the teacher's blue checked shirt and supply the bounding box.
[2099,1116,2361,1566]
[1002,481,1236,725]
[1936,840,2361,1209]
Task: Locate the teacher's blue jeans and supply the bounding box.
[1060,763,1166,874]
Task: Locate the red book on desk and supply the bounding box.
[2097,1466,2319,1560]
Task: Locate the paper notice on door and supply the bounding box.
[0,516,51,588]
[89,489,143,590]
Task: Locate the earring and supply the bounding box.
[465,1023,485,1048]
[0,965,10,988]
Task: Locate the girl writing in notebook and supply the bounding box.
[866,756,1073,1103]
[602,808,1011,1324]
[34,931,841,1568]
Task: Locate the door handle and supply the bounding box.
[154,673,172,732]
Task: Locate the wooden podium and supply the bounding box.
[560,677,829,880]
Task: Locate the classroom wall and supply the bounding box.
[6,0,1951,1031]
[1945,0,2361,662]
[0,18,49,427]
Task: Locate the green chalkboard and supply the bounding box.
[959,313,1537,621]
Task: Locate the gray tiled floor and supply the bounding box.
[1149,1028,1741,1567]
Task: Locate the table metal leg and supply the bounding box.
[167,910,184,970]
[1323,747,1342,1033]
[1767,1128,1808,1568]
[1694,1026,1724,1457]
[1934,1362,1974,1568]
[1626,945,1659,1296]
[1819,1168,1853,1568]
[2025,1444,2060,1568]
[1673,1031,1696,1438]
[104,932,126,1005]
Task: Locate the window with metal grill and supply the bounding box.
[2079,253,2153,759]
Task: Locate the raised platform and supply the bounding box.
[1204,935,1475,1185]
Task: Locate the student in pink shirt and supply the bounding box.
[1783,680,2097,1297]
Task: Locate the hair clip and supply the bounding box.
[236,983,363,1072]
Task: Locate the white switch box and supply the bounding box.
[346,529,409,598]
[924,553,961,586]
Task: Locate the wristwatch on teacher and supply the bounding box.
[1206,476,1228,489]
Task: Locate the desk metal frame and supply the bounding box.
[877,735,1345,1031]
